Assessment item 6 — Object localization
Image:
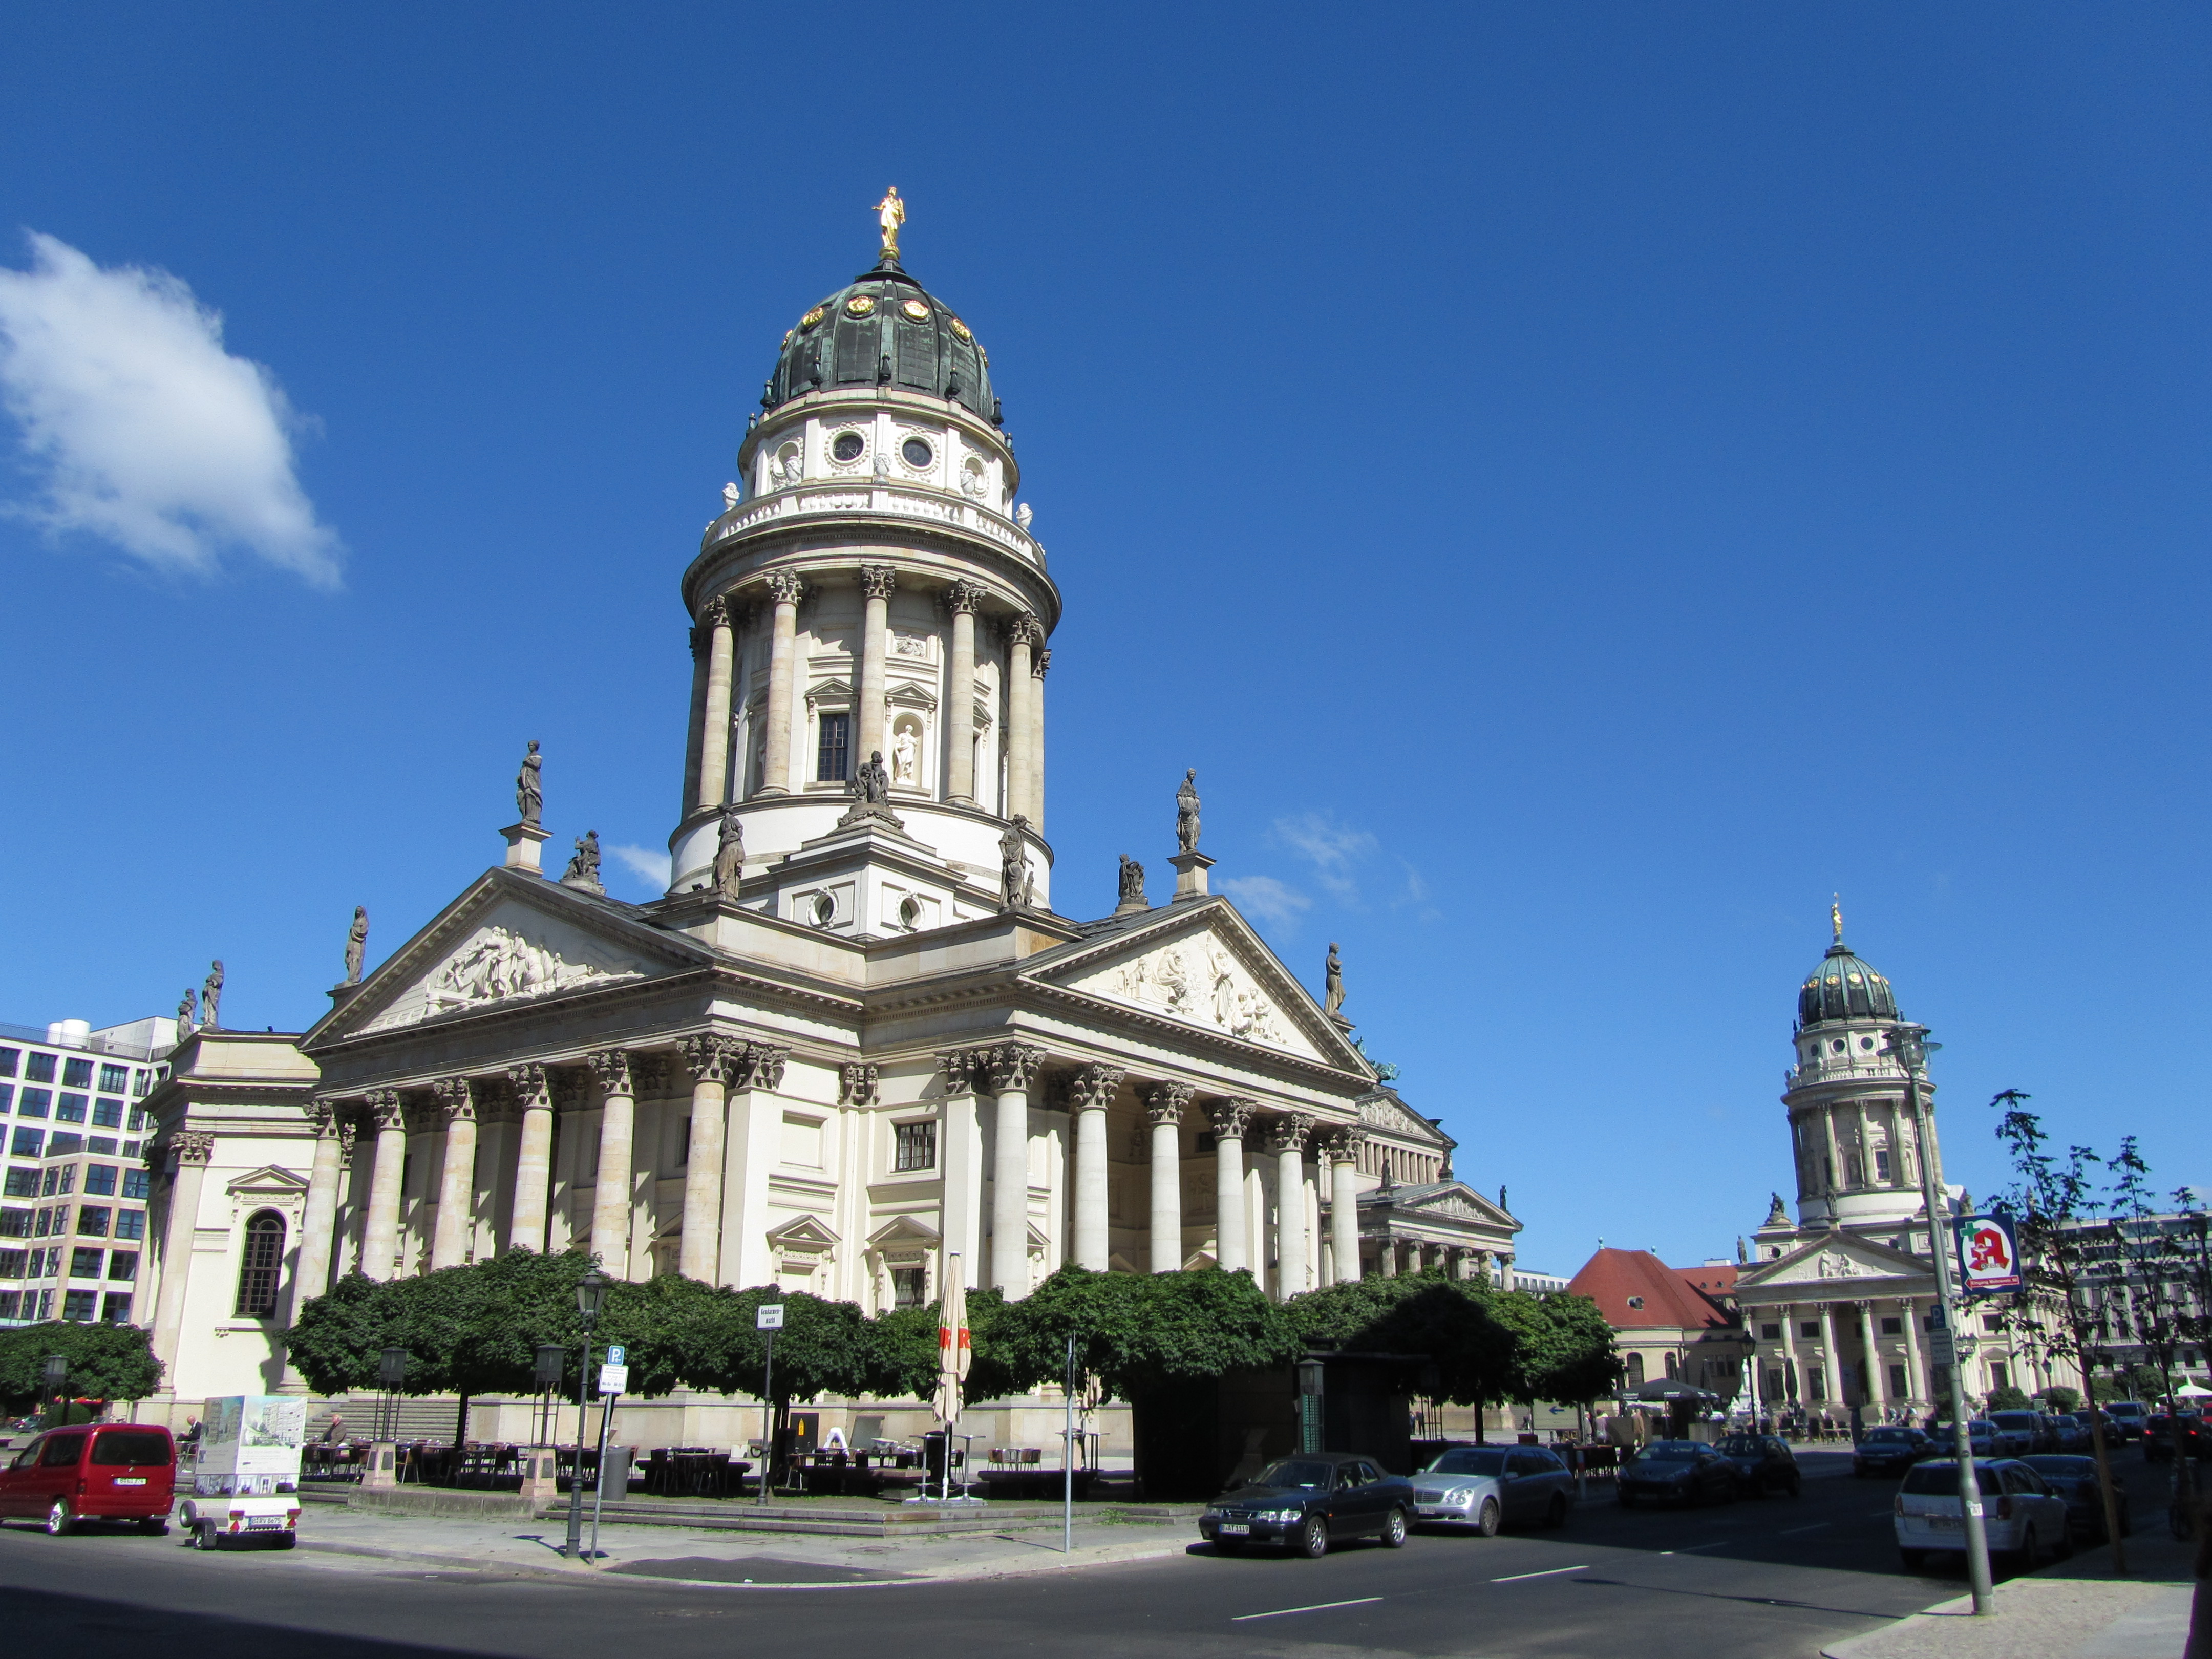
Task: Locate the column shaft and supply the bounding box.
[1147,1083,1192,1274]
[1210,1101,1253,1275]
[680,616,711,815]
[589,1052,636,1279]
[1900,1297,1926,1406]
[361,1095,409,1279]
[286,1108,345,1321]
[984,1045,1043,1295]
[946,587,979,803]
[1329,1136,1363,1284]
[758,575,801,796]
[1817,1303,1841,1406]
[1858,1303,1883,1408]
[1030,647,1049,832]
[857,567,894,762]
[1069,1064,1119,1272]
[149,1136,214,1369]
[695,598,736,810]
[1273,1120,1311,1299]
[507,1065,554,1254]
[679,1037,735,1282]
[1005,619,1035,822]
[429,1080,478,1271]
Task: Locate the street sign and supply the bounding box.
[1956,1213,2024,1296]
[604,1345,626,1366]
[757,1304,785,1331]
[1929,1329,1956,1367]
[598,1364,629,1395]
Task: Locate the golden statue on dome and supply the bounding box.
[1832,895,1844,944]
[875,187,906,260]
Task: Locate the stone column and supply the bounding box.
[1209,1099,1256,1275]
[1816,1302,1841,1408]
[944,582,982,804]
[1376,1236,1396,1276]
[680,612,711,815]
[694,595,736,810]
[1853,1101,1874,1189]
[1325,1128,1364,1285]
[506,1065,554,1255]
[1497,1252,1516,1292]
[757,572,802,796]
[1857,1300,1883,1409]
[679,1035,737,1282]
[587,1050,637,1279]
[428,1076,479,1271]
[1271,1117,1312,1299]
[1900,1297,1926,1407]
[1145,1082,1193,1274]
[1068,1063,1122,1271]
[1030,646,1049,833]
[149,1129,215,1369]
[286,1104,345,1322]
[359,1091,410,1280]
[983,1043,1044,1295]
[1004,615,1038,822]
[857,565,895,761]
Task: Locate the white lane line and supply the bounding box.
[1492,1565,1592,1582]
[1230,1597,1384,1622]
[1779,1523,1831,1536]
[1658,1541,1731,1554]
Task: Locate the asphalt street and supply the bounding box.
[0,1460,2027,1659]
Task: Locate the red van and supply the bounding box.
[0,1423,176,1534]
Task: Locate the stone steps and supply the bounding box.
[532,1498,1062,1537]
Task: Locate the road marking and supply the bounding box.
[1779,1523,1830,1536]
[1658,1541,1731,1554]
[1492,1565,1591,1582]
[1230,1597,1384,1622]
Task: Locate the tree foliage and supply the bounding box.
[990,1266,1298,1400]
[0,1321,163,1414]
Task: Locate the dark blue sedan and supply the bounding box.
[1200,1452,1417,1558]
[1854,1426,1934,1478]
[1618,1441,1738,1507]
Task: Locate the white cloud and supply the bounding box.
[1270,811,1377,903]
[0,231,341,584]
[1219,874,1312,929]
[607,843,670,893]
[1392,859,1441,923]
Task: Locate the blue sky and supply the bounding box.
[3,6,2205,1277]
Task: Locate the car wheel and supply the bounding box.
[1543,1493,1568,1530]
[1474,1498,1501,1536]
[1381,1507,1409,1549]
[44,1500,72,1537]
[1295,1515,1329,1559]
[1898,1548,1924,1570]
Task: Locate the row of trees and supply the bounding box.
[286,1251,1621,1481]
[0,1320,163,1416]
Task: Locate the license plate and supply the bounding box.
[113,1478,146,1486]
[1217,1523,1250,1535]
[246,1516,283,1530]
[1927,1516,1961,1530]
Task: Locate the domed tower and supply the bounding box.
[1779,904,1934,1232]
[665,195,1059,933]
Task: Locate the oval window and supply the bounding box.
[832,432,865,463]
[901,299,930,322]
[845,295,875,317]
[811,892,836,926]
[901,437,933,469]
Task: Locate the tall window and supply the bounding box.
[891,1266,925,1309]
[816,711,852,782]
[234,1210,285,1317]
[894,1121,937,1172]
[1625,1352,1646,1387]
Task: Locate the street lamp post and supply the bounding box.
[563,1268,610,1562]
[377,1345,409,1442]
[41,1355,68,1427]
[1888,1023,1994,1615]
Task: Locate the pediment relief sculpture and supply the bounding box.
[358,910,650,1034]
[1067,935,1318,1058]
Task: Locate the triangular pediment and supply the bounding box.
[1029,901,1360,1070]
[308,870,701,1045]
[1399,1183,1515,1229]
[767,1214,841,1248]
[1737,1229,1930,1291]
[867,1215,940,1249]
[1357,1090,1452,1148]
[227,1165,310,1200]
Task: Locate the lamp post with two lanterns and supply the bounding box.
[562,1268,610,1561]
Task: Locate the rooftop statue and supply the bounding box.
[517,740,543,828]
[175,987,196,1047]
[875,186,905,261]
[201,959,225,1032]
[563,830,602,887]
[344,906,369,984]
[1175,769,1201,853]
[1323,942,1345,1016]
[1118,854,1146,907]
[713,807,745,900]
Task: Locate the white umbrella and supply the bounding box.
[2175,1381,2212,1399]
[934,1253,970,1498]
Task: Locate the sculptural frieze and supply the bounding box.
[1079,937,1308,1055]
[357,914,647,1033]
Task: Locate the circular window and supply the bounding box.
[899,895,922,927]
[845,295,876,317]
[1831,1039,1847,1053]
[811,892,836,926]
[949,317,972,341]
[831,432,866,464]
[1859,1036,1875,1050]
[901,437,934,469]
[901,299,930,322]
[800,305,826,330]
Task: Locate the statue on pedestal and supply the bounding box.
[516,740,543,827]
[874,186,906,261]
[1175,769,1201,853]
[344,907,369,984]
[1118,855,1146,908]
[713,807,745,899]
[837,751,904,829]
[1001,816,1032,911]
[563,831,602,887]
[201,960,225,1032]
[1323,942,1345,1016]
[175,988,196,1048]
[721,481,739,513]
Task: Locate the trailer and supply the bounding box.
[178,1395,306,1550]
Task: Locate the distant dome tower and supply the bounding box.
[1780,903,1932,1231]
[665,193,1059,932]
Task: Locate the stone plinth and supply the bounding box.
[517,1445,561,1503]
[1167,850,1214,903]
[361,1441,398,1489]
[501,822,551,875]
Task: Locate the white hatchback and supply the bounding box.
[1895,1458,2072,1573]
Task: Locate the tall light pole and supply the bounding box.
[1887,1023,1994,1615]
[563,1268,609,1561]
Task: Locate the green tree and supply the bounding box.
[1510,1292,1623,1409]
[0,1321,163,1416]
[1288,1271,1523,1434]
[864,1287,1016,1405]
[667,1285,878,1484]
[2036,1384,2082,1414]
[995,1266,1296,1400]
[1986,1384,2032,1412]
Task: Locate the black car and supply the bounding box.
[1715,1433,1801,1496]
[1618,1441,1738,1507]
[1199,1452,1417,1558]
[2142,1414,2210,1461]
[1854,1427,1934,1478]
[2020,1454,2130,1543]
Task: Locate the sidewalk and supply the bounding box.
[291,1497,1204,1588]
[1821,1528,2199,1659]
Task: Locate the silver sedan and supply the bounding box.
[1409,1444,1577,1535]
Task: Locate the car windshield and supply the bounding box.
[1863,1429,1913,1443]
[1426,1448,1510,1477]
[1717,1437,1764,1455]
[1637,1443,1706,1461]
[2022,1456,2096,1478]
[1902,1464,2003,1497]
[1251,1460,1334,1491]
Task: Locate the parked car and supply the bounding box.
[2073,1409,2122,1446]
[1896,1458,2072,1573]
[0,1424,176,1535]
[1964,1420,2004,1459]
[1199,1453,1417,1557]
[2019,1454,2129,1543]
[2047,1415,2090,1454]
[1618,1441,1738,1508]
[1715,1433,1801,1496]
[1987,1412,2047,1456]
[2103,1401,2151,1443]
[2141,1414,2209,1462]
[1407,1444,1575,1535]
[1853,1427,1933,1478]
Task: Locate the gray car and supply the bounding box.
[1409,1444,1576,1536]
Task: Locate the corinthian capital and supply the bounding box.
[1032,647,1051,681]
[935,1049,976,1095]
[1066,1062,1124,1114]
[1322,1125,1368,1162]
[943,580,985,616]
[174,1129,216,1165]
[765,571,805,607]
[365,1089,408,1132]
[431,1075,476,1125]
[860,564,898,602]
[1005,612,1043,650]
[697,594,730,630]
[981,1041,1045,1095]
[680,1032,741,1085]
[1208,1097,1258,1139]
[736,1045,789,1093]
[505,1062,548,1108]
[1269,1115,1314,1156]
[1144,1081,1195,1127]
[840,1063,880,1105]
[586,1049,634,1098]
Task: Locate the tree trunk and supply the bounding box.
[454,1393,471,1451]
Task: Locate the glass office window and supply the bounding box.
[61,1058,93,1090]
[55,1094,87,1123]
[17,1090,49,1119]
[113,1209,144,1240]
[98,1064,128,1094]
[91,1098,123,1129]
[121,1169,150,1200]
[83,1165,116,1196]
[24,1054,55,1084]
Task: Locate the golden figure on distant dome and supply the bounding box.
[875,187,906,259]
[1832,895,1844,944]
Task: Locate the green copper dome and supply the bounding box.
[763,257,999,427]
[1797,941,1900,1028]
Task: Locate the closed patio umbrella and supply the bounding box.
[933,1252,969,1499]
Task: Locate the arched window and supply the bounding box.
[1664,1350,1679,1379]
[234,1209,285,1318]
[1625,1352,1646,1387]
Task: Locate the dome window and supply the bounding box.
[831,432,866,464]
[1859,1037,1875,1050]
[845,295,876,317]
[801,305,826,330]
[901,299,930,322]
[901,437,934,470]
[1831,1039,1846,1054]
